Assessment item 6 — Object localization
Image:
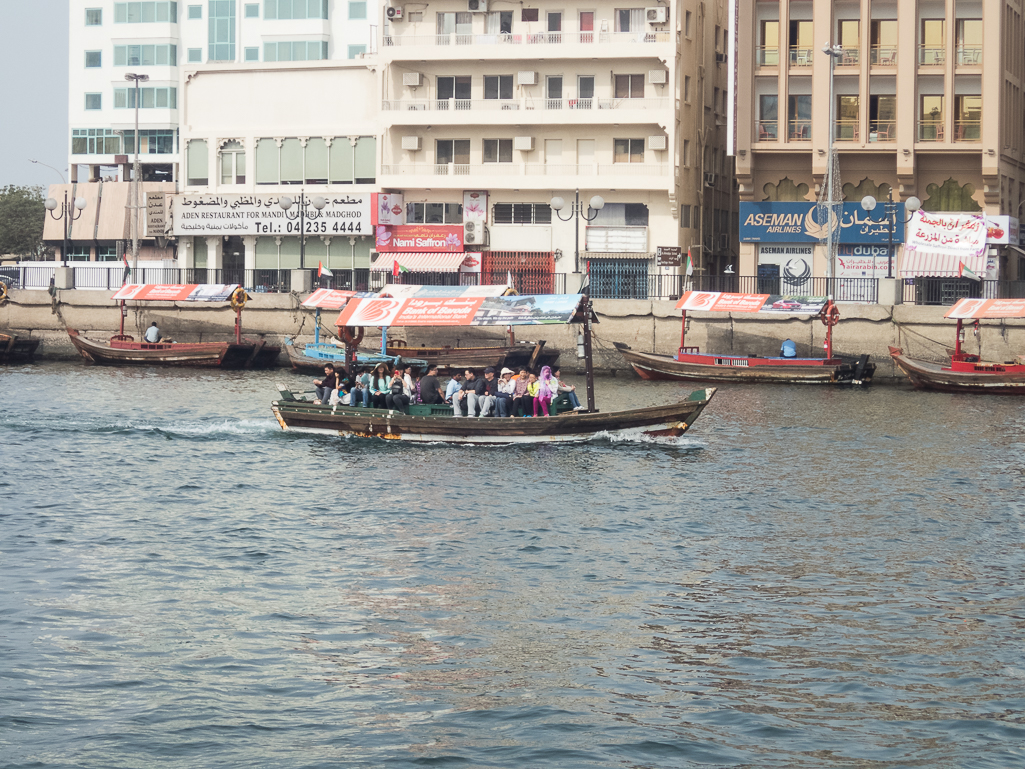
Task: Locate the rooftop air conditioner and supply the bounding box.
[704,172,718,187]
[648,69,668,84]
[517,70,537,85]
[646,6,667,23]
[648,135,668,151]
[386,5,403,20]
[402,72,423,87]
[468,0,488,12]
[401,135,421,151]
[513,136,534,151]
[716,52,728,63]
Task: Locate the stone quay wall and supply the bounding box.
[3,289,1024,382]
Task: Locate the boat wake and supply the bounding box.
[589,430,706,449]
[0,417,282,441]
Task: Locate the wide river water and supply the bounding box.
[2,363,1024,768]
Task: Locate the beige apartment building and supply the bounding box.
[735,0,1025,299]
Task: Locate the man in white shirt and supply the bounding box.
[144,322,162,343]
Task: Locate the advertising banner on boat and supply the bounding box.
[676,291,827,314]
[740,202,905,244]
[171,193,370,236]
[301,289,356,309]
[335,294,584,328]
[945,298,1025,319]
[111,284,239,302]
[377,284,512,299]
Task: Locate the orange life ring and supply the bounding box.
[229,287,248,312]
[0,281,7,304]
[341,325,364,346]
[819,303,840,327]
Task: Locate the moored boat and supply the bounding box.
[0,333,40,363]
[615,291,874,386]
[284,339,427,373]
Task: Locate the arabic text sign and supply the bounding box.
[111,284,239,302]
[146,192,167,236]
[740,202,905,244]
[335,294,585,328]
[945,298,1025,319]
[171,193,371,236]
[905,212,986,257]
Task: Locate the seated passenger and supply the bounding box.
[496,367,516,417]
[780,338,797,358]
[419,364,445,405]
[144,322,162,343]
[471,367,498,417]
[386,367,411,412]
[511,368,532,416]
[444,371,464,404]
[314,364,338,405]
[452,369,480,417]
[534,365,557,417]
[369,363,391,408]
[552,367,583,411]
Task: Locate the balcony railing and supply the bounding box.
[954,119,981,141]
[788,120,811,141]
[835,119,860,141]
[756,46,779,66]
[382,97,671,112]
[757,120,779,140]
[918,119,944,141]
[837,47,860,66]
[870,45,897,65]
[956,46,982,65]
[919,45,946,65]
[382,30,672,48]
[789,46,814,66]
[868,121,895,142]
[380,163,670,177]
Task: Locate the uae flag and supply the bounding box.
[392,260,409,277]
[122,251,130,285]
[318,261,333,278]
[959,261,981,282]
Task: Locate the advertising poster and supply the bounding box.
[758,244,814,294]
[463,190,488,223]
[373,193,405,226]
[945,298,1025,319]
[676,291,826,314]
[740,202,905,243]
[111,284,239,302]
[905,212,987,256]
[335,294,585,328]
[375,224,464,252]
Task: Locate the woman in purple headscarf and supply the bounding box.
[534,365,556,417]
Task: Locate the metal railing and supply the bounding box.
[590,274,880,302]
[382,30,672,47]
[837,47,860,65]
[870,46,897,65]
[382,96,671,112]
[868,121,895,142]
[919,45,946,65]
[903,279,1025,305]
[918,120,944,142]
[788,120,811,141]
[756,46,779,66]
[789,46,814,66]
[380,163,670,178]
[954,120,981,141]
[756,120,779,140]
[835,119,860,141]
[956,46,982,65]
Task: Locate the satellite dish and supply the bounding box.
[724,264,735,274]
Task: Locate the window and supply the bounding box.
[955,95,981,140]
[577,76,594,105]
[348,1,366,19]
[492,203,552,225]
[114,44,178,65]
[485,10,513,34]
[522,8,538,22]
[787,95,810,139]
[836,95,859,139]
[209,0,236,61]
[838,19,859,61]
[684,76,691,102]
[113,87,178,108]
[547,75,562,102]
[72,128,123,154]
[244,47,259,61]
[483,139,513,163]
[188,4,201,17]
[484,75,514,100]
[869,95,896,139]
[614,74,644,98]
[406,203,463,224]
[436,139,470,166]
[97,246,119,262]
[264,40,329,60]
[114,2,179,22]
[714,87,720,113]
[256,136,376,185]
[436,11,472,38]
[759,20,779,65]
[920,19,945,64]
[613,138,644,163]
[347,44,366,59]
[86,8,103,25]
[685,10,692,37]
[244,3,259,16]
[265,0,329,19]
[122,129,177,153]
[680,204,691,228]
[683,139,690,165]
[579,11,594,41]
[67,245,92,261]
[870,19,897,64]
[586,203,649,252]
[714,24,722,52]
[187,139,208,185]
[85,93,102,110]
[956,19,982,64]
[85,51,102,68]
[437,76,471,101]
[220,140,246,184]
[188,48,202,62]
[789,20,813,64]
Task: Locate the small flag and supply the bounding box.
[122,252,130,285]
[392,260,409,276]
[959,261,981,282]
[685,249,694,277]
[318,261,333,278]
[507,270,513,287]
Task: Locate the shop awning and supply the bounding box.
[899,250,986,278]
[370,252,478,273]
[900,211,988,278]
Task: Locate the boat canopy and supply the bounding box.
[675,291,828,315]
[301,288,376,309]
[110,284,240,302]
[377,283,516,298]
[944,297,1025,319]
[335,293,586,328]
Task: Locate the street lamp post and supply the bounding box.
[278,193,327,270]
[860,191,921,279]
[125,73,149,278]
[822,43,843,286]
[550,189,605,279]
[29,159,67,184]
[44,192,88,267]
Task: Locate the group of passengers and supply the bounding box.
[312,362,583,416]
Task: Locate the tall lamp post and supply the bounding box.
[822,43,843,285]
[860,191,921,279]
[45,192,88,266]
[550,189,605,278]
[125,73,149,278]
[277,194,327,270]
[29,159,67,183]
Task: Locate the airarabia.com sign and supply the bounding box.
[740,202,905,244]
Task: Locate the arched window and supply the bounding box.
[220,140,246,185]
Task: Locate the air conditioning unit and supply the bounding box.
[648,69,668,84]
[464,220,485,245]
[468,0,488,12]
[716,52,728,63]
[704,172,718,187]
[645,6,667,23]
[386,5,403,20]
[401,135,421,151]
[513,136,534,151]
[517,70,537,85]
[648,134,668,151]
[402,72,422,87]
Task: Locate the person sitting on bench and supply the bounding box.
[780,338,797,358]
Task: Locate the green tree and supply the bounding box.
[0,185,46,258]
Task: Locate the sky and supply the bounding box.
[0,0,69,189]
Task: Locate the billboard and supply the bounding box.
[740,202,905,243]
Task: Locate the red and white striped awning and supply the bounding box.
[900,249,986,278]
[370,252,479,273]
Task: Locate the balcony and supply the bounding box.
[837,47,860,66]
[918,120,945,141]
[380,29,672,60]
[956,46,982,66]
[756,46,779,67]
[756,120,778,141]
[870,46,897,65]
[788,120,811,141]
[919,46,946,65]
[378,162,670,190]
[381,97,672,125]
[954,120,981,141]
[835,120,859,141]
[789,47,814,67]
[868,121,895,142]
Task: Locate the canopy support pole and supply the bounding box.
[584,299,596,412]
[955,318,963,359]
[381,326,388,355]
[119,300,126,337]
[345,341,354,378]
[679,309,687,354]
[314,308,321,345]
[235,307,242,344]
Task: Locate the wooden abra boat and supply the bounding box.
[889,297,1025,393]
[0,333,40,363]
[284,340,426,373]
[616,291,874,386]
[67,283,279,369]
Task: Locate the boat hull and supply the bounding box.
[67,328,280,369]
[614,343,873,385]
[0,333,40,363]
[271,389,716,444]
[889,346,1025,393]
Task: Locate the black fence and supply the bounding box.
[592,274,881,303]
[902,278,1025,305]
